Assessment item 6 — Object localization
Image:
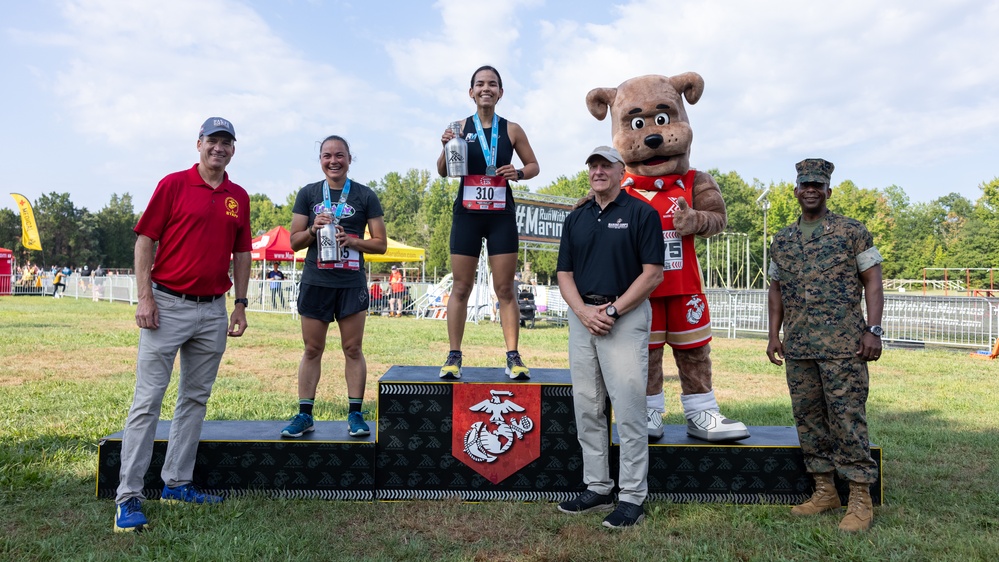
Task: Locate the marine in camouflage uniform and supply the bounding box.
[766,158,885,533]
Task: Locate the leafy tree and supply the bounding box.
[537,171,589,199]
[377,169,429,248]
[419,176,456,275]
[0,208,21,258]
[94,193,138,269]
[32,192,95,268]
[249,193,289,236]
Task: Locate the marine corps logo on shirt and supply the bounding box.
[225,197,239,218]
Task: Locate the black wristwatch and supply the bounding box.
[516,169,525,180]
[234,298,249,307]
[865,325,884,337]
[605,304,620,319]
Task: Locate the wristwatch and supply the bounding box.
[516,169,525,180]
[605,305,620,319]
[865,325,884,337]
[234,298,249,307]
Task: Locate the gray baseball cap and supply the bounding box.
[585,145,623,164]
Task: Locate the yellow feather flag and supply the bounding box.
[10,193,43,251]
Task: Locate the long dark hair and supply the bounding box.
[470,65,503,89]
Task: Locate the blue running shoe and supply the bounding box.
[114,498,147,533]
[347,411,370,437]
[160,484,223,505]
[281,412,315,438]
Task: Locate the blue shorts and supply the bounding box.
[297,283,368,323]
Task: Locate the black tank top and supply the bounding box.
[454,116,516,215]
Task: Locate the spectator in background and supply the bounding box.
[52,267,66,298]
[267,263,286,309]
[369,281,384,315]
[388,265,405,317]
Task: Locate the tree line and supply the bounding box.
[3,170,997,288]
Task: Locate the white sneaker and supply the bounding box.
[686,410,750,441]
[646,407,664,440]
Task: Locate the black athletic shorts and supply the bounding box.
[297,283,368,323]
[450,212,519,257]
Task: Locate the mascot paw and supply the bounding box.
[672,200,698,236]
[646,408,665,440]
[686,410,750,442]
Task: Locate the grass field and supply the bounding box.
[1,297,997,561]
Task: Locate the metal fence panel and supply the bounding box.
[3,275,994,350]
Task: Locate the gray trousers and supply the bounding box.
[567,301,651,506]
[115,291,228,503]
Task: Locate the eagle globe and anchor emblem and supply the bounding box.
[462,390,535,463]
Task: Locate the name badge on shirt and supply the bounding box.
[462,175,508,210]
[318,233,361,270]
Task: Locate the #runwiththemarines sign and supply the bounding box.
[514,199,572,245]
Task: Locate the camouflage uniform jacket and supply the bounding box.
[769,212,882,359]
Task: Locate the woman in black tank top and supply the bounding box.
[434,65,540,381]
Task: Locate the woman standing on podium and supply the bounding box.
[282,135,387,439]
[436,65,540,381]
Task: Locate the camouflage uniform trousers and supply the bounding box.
[785,357,878,484]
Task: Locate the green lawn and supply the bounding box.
[1,297,997,561]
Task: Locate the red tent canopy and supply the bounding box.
[250,226,295,261]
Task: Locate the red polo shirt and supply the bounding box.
[135,164,252,296]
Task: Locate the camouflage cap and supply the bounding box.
[795,158,834,185]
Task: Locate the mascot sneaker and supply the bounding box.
[646,407,665,440]
[686,409,750,441]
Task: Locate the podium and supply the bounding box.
[97,366,882,505]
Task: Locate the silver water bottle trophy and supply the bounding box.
[445,121,467,177]
[318,214,341,263]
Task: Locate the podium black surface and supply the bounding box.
[96,366,883,505]
[96,420,375,500]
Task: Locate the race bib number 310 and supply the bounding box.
[462,175,508,210]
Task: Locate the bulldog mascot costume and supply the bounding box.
[586,73,749,442]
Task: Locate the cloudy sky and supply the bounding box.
[2,0,996,214]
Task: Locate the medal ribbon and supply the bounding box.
[472,114,499,172]
[322,178,353,227]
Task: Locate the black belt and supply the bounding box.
[582,294,617,306]
[153,283,224,303]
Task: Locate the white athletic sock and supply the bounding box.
[680,390,718,420]
[645,391,666,413]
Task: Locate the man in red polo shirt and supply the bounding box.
[114,117,252,533]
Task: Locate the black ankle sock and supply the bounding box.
[299,400,314,416]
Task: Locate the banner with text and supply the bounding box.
[10,193,42,251]
[514,199,572,245]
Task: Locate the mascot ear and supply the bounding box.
[586,87,617,120]
[669,72,705,106]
